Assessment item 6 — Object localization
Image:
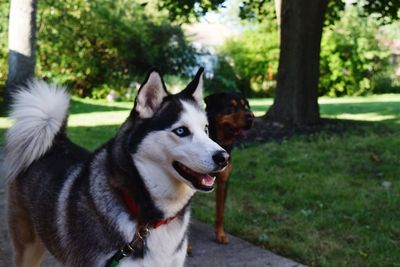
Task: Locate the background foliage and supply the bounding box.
[36,0,197,98]
[212,19,279,97]
[0,0,399,100]
[0,1,400,265]
[209,2,399,97]
[0,0,9,103]
[319,5,399,96]
[0,0,197,99]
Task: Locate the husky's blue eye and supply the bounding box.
[173,126,190,137]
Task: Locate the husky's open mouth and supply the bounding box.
[173,161,215,191]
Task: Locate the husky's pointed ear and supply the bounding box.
[183,67,204,106]
[134,69,169,118]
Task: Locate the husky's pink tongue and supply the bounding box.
[201,175,215,187]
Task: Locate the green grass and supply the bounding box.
[0,94,399,266]
[0,97,133,149]
[194,134,400,267]
[194,94,400,267]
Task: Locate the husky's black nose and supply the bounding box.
[213,151,230,168]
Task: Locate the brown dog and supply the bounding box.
[205,92,254,244]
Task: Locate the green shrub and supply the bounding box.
[35,0,196,98]
[319,5,395,96]
[372,72,400,94]
[205,57,240,95]
[0,0,9,106]
[217,20,280,97]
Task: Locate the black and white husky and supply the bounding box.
[5,68,229,267]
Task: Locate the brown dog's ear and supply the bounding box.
[204,94,215,107]
[204,93,222,114]
[204,92,227,108]
[134,69,169,118]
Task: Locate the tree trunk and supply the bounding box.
[4,0,37,107]
[274,0,281,30]
[266,0,328,126]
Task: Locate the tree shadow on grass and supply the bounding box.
[249,100,400,124]
[242,100,400,144]
[243,117,398,145]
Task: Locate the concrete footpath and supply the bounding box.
[0,156,304,267]
[186,220,304,267]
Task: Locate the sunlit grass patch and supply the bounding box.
[248,98,273,116]
[0,98,131,147]
[318,94,400,104]
[0,117,11,145]
[332,113,396,121]
[0,117,11,129]
[69,111,129,127]
[249,94,400,118]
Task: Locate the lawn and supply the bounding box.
[1,95,399,266]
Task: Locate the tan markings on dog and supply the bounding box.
[217,113,249,129]
[20,240,45,267]
[240,99,246,106]
[214,111,250,147]
[215,163,232,244]
[229,99,237,107]
[214,114,235,146]
[8,181,46,267]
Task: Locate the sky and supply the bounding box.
[183,0,243,48]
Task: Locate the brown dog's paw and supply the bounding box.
[216,231,229,245]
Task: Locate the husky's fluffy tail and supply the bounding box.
[4,80,69,181]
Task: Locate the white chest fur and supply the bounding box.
[118,210,190,267]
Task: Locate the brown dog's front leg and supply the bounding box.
[215,163,232,244]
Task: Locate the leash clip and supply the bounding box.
[137,225,150,240]
[119,224,150,257]
[120,243,135,257]
[105,224,152,266]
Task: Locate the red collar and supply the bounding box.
[120,190,177,229]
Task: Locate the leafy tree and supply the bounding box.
[3,0,37,108]
[213,2,397,98]
[36,0,197,97]
[160,0,400,126]
[232,0,399,125]
[213,3,397,98]
[0,0,10,103]
[319,5,392,96]
[264,0,328,125]
[157,0,226,22]
[1,0,197,100]
[205,56,239,94]
[358,0,400,23]
[211,20,279,97]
